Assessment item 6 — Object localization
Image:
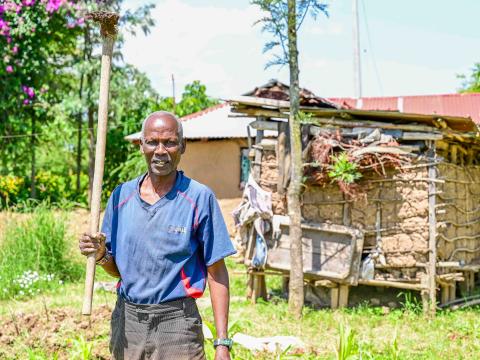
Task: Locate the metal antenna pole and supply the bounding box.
[353,0,362,99]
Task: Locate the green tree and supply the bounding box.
[252,0,328,318]
[0,0,156,206]
[459,63,480,93]
[176,80,219,117]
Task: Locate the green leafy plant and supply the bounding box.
[328,153,362,184]
[386,329,400,360]
[0,206,83,299]
[397,291,422,314]
[336,323,358,360]
[69,336,93,360]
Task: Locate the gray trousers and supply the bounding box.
[110,296,206,360]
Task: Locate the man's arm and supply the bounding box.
[207,259,231,360]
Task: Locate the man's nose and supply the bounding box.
[154,142,167,154]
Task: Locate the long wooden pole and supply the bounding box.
[427,141,438,315]
[82,12,119,316]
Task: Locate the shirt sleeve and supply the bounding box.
[101,188,117,256]
[196,191,237,266]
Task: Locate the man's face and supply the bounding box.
[141,114,185,177]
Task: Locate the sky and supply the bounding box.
[121,0,480,100]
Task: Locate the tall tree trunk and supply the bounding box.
[88,106,95,206]
[287,0,304,318]
[30,115,37,199]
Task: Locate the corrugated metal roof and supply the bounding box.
[329,93,480,124]
[125,103,275,142]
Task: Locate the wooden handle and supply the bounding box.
[82,35,116,316]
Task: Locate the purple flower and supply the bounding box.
[77,17,84,25]
[12,45,18,54]
[46,0,62,13]
[21,86,35,99]
[6,65,13,73]
[23,99,30,105]
[0,5,4,14]
[23,0,35,6]
[28,89,35,98]
[0,18,9,31]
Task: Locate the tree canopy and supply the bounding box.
[0,1,218,208]
[459,63,480,93]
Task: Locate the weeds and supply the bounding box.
[0,206,83,299]
[336,323,358,360]
[397,291,422,314]
[69,336,93,360]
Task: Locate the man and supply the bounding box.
[79,111,236,360]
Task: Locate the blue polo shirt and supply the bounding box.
[101,171,236,304]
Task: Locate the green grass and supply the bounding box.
[1,216,480,359]
[0,206,83,300]
[1,259,480,359]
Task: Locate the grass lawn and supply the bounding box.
[1,259,480,359]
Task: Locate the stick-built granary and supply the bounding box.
[230,81,480,311]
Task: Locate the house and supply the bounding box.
[229,82,480,311]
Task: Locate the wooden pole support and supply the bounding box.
[82,12,119,316]
[330,286,339,310]
[338,285,350,308]
[427,141,438,315]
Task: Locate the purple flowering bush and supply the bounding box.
[0,0,84,106]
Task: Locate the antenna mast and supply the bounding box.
[353,0,362,98]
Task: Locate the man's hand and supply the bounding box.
[215,345,231,360]
[79,232,106,261]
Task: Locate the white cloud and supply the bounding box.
[122,0,269,97]
[121,0,472,100]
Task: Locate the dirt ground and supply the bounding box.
[0,304,112,359]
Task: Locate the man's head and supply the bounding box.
[140,111,186,177]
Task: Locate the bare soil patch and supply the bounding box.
[0,305,111,359]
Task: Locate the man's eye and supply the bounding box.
[166,141,178,147]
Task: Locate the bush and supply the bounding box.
[0,172,89,209]
[0,206,83,300]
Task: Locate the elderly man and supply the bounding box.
[79,111,236,360]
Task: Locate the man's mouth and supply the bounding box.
[153,160,169,167]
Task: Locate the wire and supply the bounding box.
[361,0,384,95]
[0,122,129,140]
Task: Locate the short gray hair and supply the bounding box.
[140,111,183,142]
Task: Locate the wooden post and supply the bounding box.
[338,285,350,308]
[440,284,449,305]
[448,282,456,302]
[427,141,438,315]
[339,194,351,306]
[277,122,288,195]
[253,124,264,180]
[250,127,267,303]
[330,286,339,310]
[82,12,119,316]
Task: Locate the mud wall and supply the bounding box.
[259,148,480,273]
[436,164,480,265]
[302,169,430,270]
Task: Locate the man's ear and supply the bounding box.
[180,139,186,154]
